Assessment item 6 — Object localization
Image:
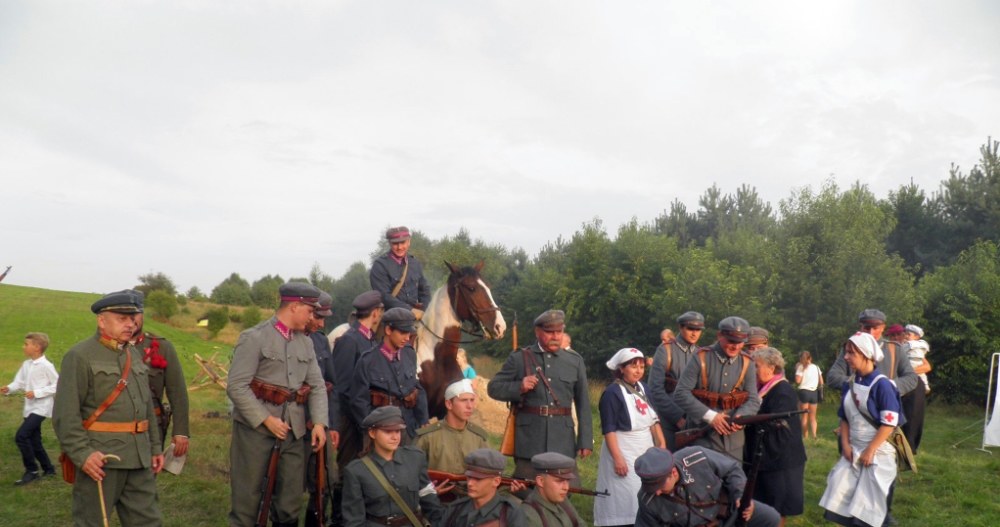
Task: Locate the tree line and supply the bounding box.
[141,139,1000,405]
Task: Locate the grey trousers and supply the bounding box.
[229,420,307,526]
[72,466,161,527]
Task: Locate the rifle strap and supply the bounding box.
[523,346,560,407]
[666,342,673,373]
[83,346,133,429]
[360,455,424,527]
[390,257,409,298]
[697,348,750,392]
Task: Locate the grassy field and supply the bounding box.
[2,283,999,525]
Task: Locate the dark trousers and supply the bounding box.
[16,413,54,473]
[900,379,926,455]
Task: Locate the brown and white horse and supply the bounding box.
[417,261,506,419]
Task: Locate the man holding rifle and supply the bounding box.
[227,282,329,527]
[487,309,593,487]
[520,452,586,527]
[441,448,527,526]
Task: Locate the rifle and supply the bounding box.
[313,438,326,526]
[736,425,767,527]
[255,402,288,527]
[674,409,806,450]
[427,469,610,497]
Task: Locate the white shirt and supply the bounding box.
[795,362,821,391]
[4,356,59,418]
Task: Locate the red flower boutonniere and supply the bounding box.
[144,339,168,369]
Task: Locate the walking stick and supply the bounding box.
[97,454,122,527]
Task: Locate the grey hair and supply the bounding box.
[751,346,785,369]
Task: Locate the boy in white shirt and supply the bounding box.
[2,332,59,485]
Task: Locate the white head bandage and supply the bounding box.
[445,379,476,400]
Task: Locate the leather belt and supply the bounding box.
[366,513,423,526]
[87,420,150,434]
[520,405,571,417]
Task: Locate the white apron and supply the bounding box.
[594,382,659,526]
[819,375,897,527]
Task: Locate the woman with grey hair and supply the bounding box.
[745,347,806,526]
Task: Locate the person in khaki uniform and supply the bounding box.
[414,379,488,474]
[442,448,527,526]
[131,311,190,457]
[53,290,164,527]
[520,453,585,527]
[227,282,329,527]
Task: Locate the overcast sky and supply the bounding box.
[2,1,998,295]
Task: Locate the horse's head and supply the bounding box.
[445,260,506,339]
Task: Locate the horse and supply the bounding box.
[417,260,506,419]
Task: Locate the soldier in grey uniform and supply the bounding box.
[634,446,780,527]
[442,448,527,526]
[674,316,761,461]
[520,452,585,527]
[305,291,340,527]
[369,226,431,320]
[414,379,489,475]
[131,311,190,457]
[53,290,164,527]
[227,282,329,527]
[487,310,593,485]
[342,406,444,526]
[649,311,705,450]
[349,307,429,441]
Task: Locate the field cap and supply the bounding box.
[382,307,417,333]
[464,448,505,479]
[445,379,475,400]
[677,311,705,329]
[635,447,674,493]
[279,282,323,308]
[858,308,887,325]
[534,309,566,331]
[362,406,407,430]
[606,347,644,370]
[353,290,383,314]
[718,316,750,343]
[905,324,924,338]
[531,452,576,480]
[747,327,770,346]
[315,292,333,317]
[386,226,411,243]
[91,290,144,314]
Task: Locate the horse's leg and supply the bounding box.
[421,326,465,420]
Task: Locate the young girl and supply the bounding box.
[795,351,823,439]
[819,332,902,527]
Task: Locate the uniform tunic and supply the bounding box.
[342,446,444,526]
[674,343,761,460]
[443,493,527,527]
[53,334,163,527]
[333,322,378,467]
[414,420,489,474]
[136,333,189,446]
[370,253,431,310]
[634,447,780,527]
[520,489,584,527]
[349,343,429,439]
[649,339,700,449]
[226,317,329,526]
[486,343,594,463]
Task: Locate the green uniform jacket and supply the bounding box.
[227,317,329,439]
[139,333,190,439]
[487,343,593,459]
[520,489,583,527]
[53,335,162,468]
[414,420,489,474]
[342,446,444,526]
[443,493,527,527]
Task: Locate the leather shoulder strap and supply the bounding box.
[698,349,710,389]
[360,455,424,527]
[82,349,133,429]
[665,343,673,373]
[390,257,410,298]
[559,501,581,527]
[526,500,550,527]
[734,353,751,389]
[886,342,897,380]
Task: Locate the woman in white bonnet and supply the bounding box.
[594,348,665,527]
[819,332,903,527]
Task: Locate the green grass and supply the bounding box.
[2,283,999,525]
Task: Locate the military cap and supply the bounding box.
[858,309,887,325]
[747,326,770,345]
[279,282,323,308]
[530,452,576,480]
[382,307,418,333]
[464,448,506,479]
[362,406,407,430]
[91,290,144,314]
[533,309,566,331]
[885,324,905,336]
[718,316,750,343]
[352,290,383,314]
[677,311,705,329]
[905,324,924,338]
[386,226,411,243]
[316,291,333,317]
[634,447,674,493]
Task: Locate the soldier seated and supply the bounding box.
[441,449,526,526]
[520,453,585,527]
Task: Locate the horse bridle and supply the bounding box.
[416,278,501,345]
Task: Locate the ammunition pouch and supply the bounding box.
[692,388,749,410]
[370,388,420,409]
[250,378,312,405]
[59,452,76,484]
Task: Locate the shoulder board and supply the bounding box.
[415,421,442,437]
[466,422,489,440]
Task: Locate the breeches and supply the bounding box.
[72,466,161,527]
[229,420,307,526]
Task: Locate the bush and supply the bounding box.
[176,295,188,306]
[206,307,230,338]
[146,290,178,319]
[242,306,263,328]
[229,311,243,323]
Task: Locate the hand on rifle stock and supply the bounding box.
[264,415,290,440]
